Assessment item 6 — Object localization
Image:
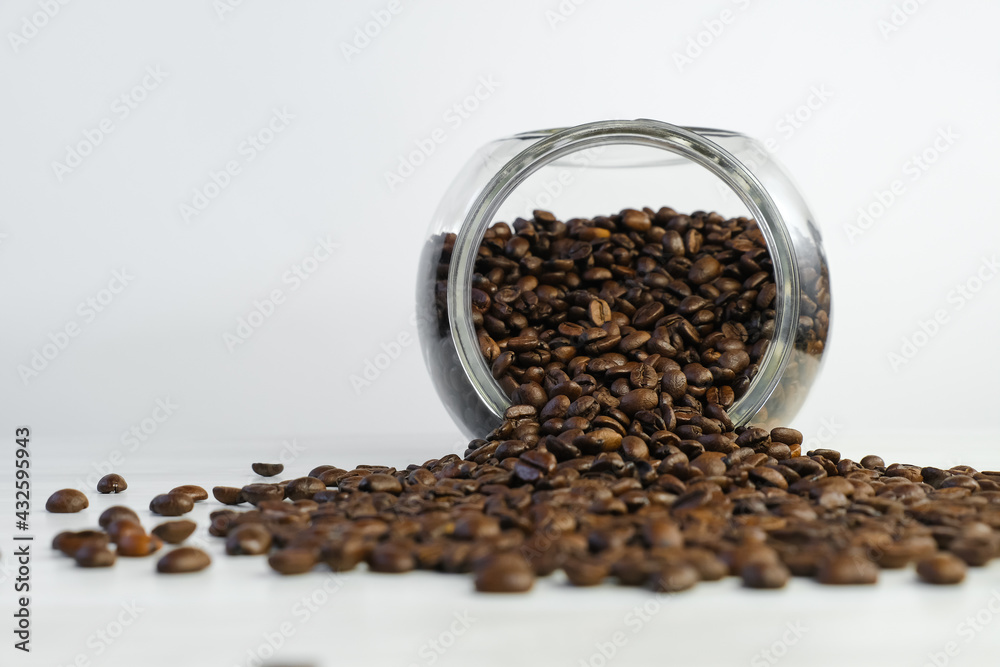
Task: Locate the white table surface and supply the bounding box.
[3,435,1000,667]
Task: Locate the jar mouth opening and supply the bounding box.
[447,119,800,429]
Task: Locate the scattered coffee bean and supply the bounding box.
[149,492,194,517]
[152,520,197,545]
[170,485,208,502]
[226,523,273,556]
[213,486,245,505]
[916,553,967,585]
[268,548,316,575]
[99,505,140,529]
[117,531,163,558]
[53,530,109,557]
[252,463,284,477]
[816,552,878,585]
[96,474,128,494]
[46,489,88,513]
[157,547,211,574]
[75,544,117,568]
[475,553,535,593]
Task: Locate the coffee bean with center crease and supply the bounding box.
[46,489,89,513]
[158,547,211,574]
[96,474,128,494]
[150,492,195,516]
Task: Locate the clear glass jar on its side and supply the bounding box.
[417,119,831,439]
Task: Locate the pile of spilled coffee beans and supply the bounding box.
[45,208,1000,592]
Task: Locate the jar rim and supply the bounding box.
[446,118,801,428]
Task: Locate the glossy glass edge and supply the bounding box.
[447,119,801,428]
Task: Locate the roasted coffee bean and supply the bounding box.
[213,486,245,505]
[252,462,284,477]
[475,553,535,593]
[284,477,326,501]
[226,523,273,555]
[241,484,284,505]
[816,551,878,585]
[152,520,197,545]
[118,531,163,557]
[158,547,212,574]
[368,541,417,573]
[916,553,967,585]
[564,557,610,586]
[359,474,403,494]
[106,519,145,544]
[741,560,790,589]
[46,489,89,513]
[75,544,117,568]
[53,530,109,557]
[149,492,195,517]
[96,474,128,494]
[171,485,208,501]
[99,505,140,529]
[268,548,317,575]
[647,562,700,593]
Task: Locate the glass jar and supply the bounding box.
[417,119,831,439]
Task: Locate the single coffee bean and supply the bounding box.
[359,474,403,494]
[170,485,208,502]
[213,486,245,505]
[368,541,417,573]
[46,489,89,513]
[252,462,285,477]
[96,473,128,494]
[241,484,284,506]
[268,548,316,575]
[647,561,700,592]
[284,477,326,501]
[106,519,145,544]
[117,531,163,558]
[99,505,140,529]
[149,492,195,517]
[475,553,535,593]
[53,530,109,557]
[151,520,197,545]
[916,553,967,585]
[741,560,791,589]
[157,547,211,574]
[816,552,878,585]
[75,544,117,568]
[226,523,273,555]
[563,557,610,586]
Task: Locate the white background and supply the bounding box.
[1,1,999,666]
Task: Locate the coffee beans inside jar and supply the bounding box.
[49,207,1000,592]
